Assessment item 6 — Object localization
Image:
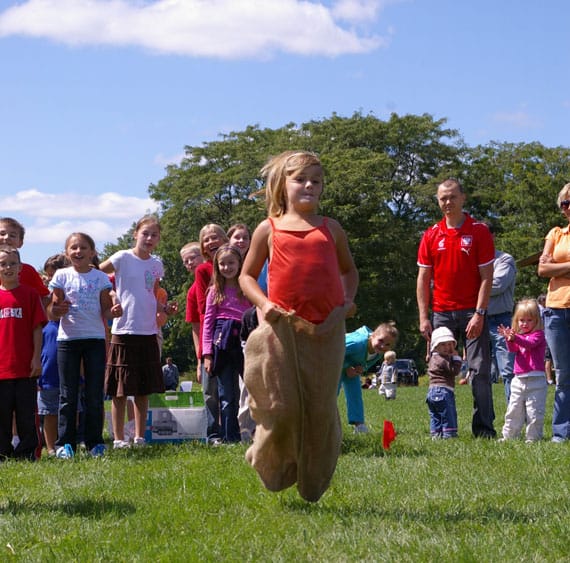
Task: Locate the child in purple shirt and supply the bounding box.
[202,244,251,443]
[498,299,547,442]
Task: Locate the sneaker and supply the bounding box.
[133,437,146,447]
[113,439,131,449]
[89,444,107,457]
[353,423,369,434]
[209,438,223,446]
[56,444,74,459]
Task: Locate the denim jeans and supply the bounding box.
[213,346,242,443]
[338,373,365,425]
[544,308,570,440]
[202,366,221,441]
[56,339,106,450]
[426,386,458,437]
[488,312,515,405]
[433,309,496,438]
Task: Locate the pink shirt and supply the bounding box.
[201,286,250,356]
[506,330,546,376]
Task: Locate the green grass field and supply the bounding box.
[0,381,567,562]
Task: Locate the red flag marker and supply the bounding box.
[382,419,396,450]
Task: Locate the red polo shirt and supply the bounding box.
[417,213,494,312]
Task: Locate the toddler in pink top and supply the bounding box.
[498,299,547,442]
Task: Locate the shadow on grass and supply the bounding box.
[281,497,562,525]
[0,498,136,518]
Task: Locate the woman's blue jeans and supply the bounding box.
[544,308,570,440]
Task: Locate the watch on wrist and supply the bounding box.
[475,308,487,316]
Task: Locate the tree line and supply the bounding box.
[103,112,570,373]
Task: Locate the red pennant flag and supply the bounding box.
[382,419,397,450]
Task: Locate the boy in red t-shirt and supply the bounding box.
[0,217,50,307]
[0,246,47,460]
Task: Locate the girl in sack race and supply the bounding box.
[202,244,251,444]
[239,150,359,502]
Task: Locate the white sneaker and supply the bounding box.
[113,439,131,449]
[354,423,369,434]
[133,437,146,447]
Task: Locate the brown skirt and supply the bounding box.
[105,334,165,397]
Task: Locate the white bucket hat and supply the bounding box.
[430,326,456,353]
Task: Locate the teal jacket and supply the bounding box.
[343,326,380,372]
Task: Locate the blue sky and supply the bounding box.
[1,0,568,270]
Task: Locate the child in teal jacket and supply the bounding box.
[339,322,398,432]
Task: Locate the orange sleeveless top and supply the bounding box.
[268,217,344,324]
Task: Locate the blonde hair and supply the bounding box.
[180,242,201,257]
[512,298,543,333]
[260,151,322,217]
[384,350,397,362]
[199,224,228,260]
[210,244,245,305]
[373,321,399,343]
[557,183,570,208]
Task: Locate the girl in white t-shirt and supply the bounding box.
[100,215,177,448]
[49,232,122,458]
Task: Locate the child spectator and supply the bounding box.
[49,233,122,458]
[194,224,229,444]
[378,350,398,400]
[498,299,547,442]
[227,223,251,257]
[0,246,46,461]
[162,357,180,391]
[240,150,358,502]
[340,323,398,432]
[202,244,251,443]
[180,242,204,380]
[38,253,69,457]
[426,326,462,439]
[101,215,177,449]
[0,217,50,307]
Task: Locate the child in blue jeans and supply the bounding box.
[426,326,462,439]
[339,322,398,433]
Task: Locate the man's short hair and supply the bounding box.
[439,177,464,193]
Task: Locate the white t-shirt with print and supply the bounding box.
[50,267,112,340]
[110,250,164,335]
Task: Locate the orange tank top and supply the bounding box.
[268,217,344,324]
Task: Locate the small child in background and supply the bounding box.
[202,244,251,444]
[340,323,398,432]
[194,224,229,444]
[180,242,204,381]
[0,217,50,307]
[498,299,547,442]
[0,246,46,461]
[227,223,251,258]
[426,326,462,439]
[377,350,398,400]
[38,253,69,457]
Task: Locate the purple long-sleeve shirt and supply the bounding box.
[506,330,546,376]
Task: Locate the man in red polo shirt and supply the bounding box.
[417,178,496,438]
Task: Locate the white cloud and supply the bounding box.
[0,0,388,58]
[3,189,157,251]
[332,0,381,22]
[3,189,156,220]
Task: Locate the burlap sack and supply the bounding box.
[244,307,346,502]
